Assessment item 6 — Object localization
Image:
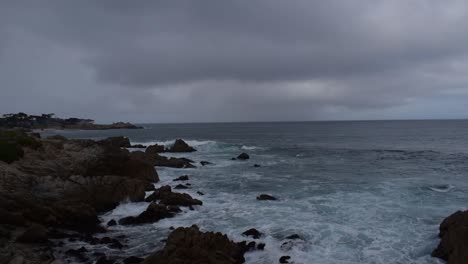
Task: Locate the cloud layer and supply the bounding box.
[1,0,468,122]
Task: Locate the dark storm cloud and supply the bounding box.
[1,0,468,122]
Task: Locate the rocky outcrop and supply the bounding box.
[432,210,468,264]
[173,175,189,181]
[145,144,165,155]
[0,133,160,262]
[236,153,250,160]
[166,139,196,152]
[242,228,262,239]
[154,155,196,168]
[119,203,180,225]
[145,185,202,207]
[142,225,248,264]
[256,194,277,201]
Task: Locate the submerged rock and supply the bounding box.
[200,161,213,166]
[142,225,247,264]
[173,175,189,181]
[285,234,302,240]
[256,194,277,201]
[242,228,262,239]
[237,153,250,160]
[166,139,196,153]
[432,210,468,263]
[174,184,190,189]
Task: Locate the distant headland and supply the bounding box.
[0,112,143,130]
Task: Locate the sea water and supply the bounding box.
[42,120,468,264]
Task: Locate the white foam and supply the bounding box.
[241,145,258,150]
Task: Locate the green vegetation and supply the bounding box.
[0,129,42,163]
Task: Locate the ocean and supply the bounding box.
[41,120,468,264]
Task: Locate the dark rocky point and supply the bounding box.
[285,234,302,240]
[173,175,189,181]
[142,225,248,264]
[242,228,262,239]
[257,243,266,250]
[200,161,213,166]
[174,184,190,189]
[279,256,291,263]
[107,220,117,226]
[119,203,180,225]
[237,153,250,160]
[432,210,468,263]
[145,185,202,207]
[166,139,196,152]
[257,194,277,201]
[254,164,261,167]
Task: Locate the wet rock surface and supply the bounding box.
[145,185,202,207]
[256,194,277,201]
[432,210,468,264]
[142,225,248,264]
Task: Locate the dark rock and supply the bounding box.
[96,256,115,264]
[174,184,189,189]
[145,185,202,207]
[98,136,131,148]
[123,256,144,264]
[107,219,117,226]
[142,225,247,264]
[231,158,237,160]
[253,164,261,167]
[197,191,205,196]
[145,184,155,191]
[246,241,256,251]
[16,225,48,243]
[237,153,250,160]
[154,154,196,168]
[200,161,213,166]
[145,144,165,156]
[279,256,291,263]
[257,243,266,250]
[242,228,262,239]
[432,210,468,263]
[119,203,179,225]
[285,234,302,240]
[166,139,196,153]
[0,209,25,226]
[130,144,146,149]
[257,194,277,201]
[173,175,189,181]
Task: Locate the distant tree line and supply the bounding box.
[0,112,95,129]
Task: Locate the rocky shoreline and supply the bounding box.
[0,129,461,264]
[0,130,266,264]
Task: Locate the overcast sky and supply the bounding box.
[1,1,468,123]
